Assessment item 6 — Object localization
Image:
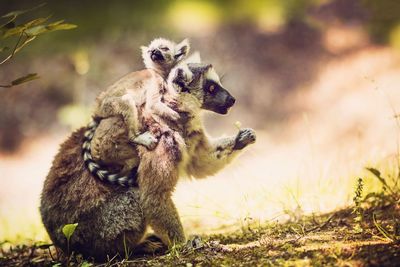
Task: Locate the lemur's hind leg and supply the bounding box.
[138,131,186,247]
[141,194,185,247]
[97,94,158,150]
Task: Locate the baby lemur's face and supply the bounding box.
[141,38,190,76]
[175,63,236,115]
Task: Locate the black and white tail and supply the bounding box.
[82,120,138,187]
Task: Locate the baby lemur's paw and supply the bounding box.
[131,131,159,150]
[234,128,256,150]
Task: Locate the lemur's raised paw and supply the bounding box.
[130,131,159,150]
[234,128,256,150]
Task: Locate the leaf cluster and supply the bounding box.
[0,3,76,88]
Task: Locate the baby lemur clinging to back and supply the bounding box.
[93,38,190,150]
[84,39,194,186]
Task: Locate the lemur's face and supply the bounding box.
[141,38,190,73]
[148,39,175,64]
[185,63,236,114]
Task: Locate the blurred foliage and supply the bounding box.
[0,3,76,88]
[1,0,400,54]
[362,0,400,43]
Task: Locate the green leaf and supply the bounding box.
[62,223,78,242]
[24,16,51,28]
[1,3,46,19]
[47,23,77,31]
[366,167,381,178]
[25,25,47,36]
[11,73,39,86]
[2,10,28,19]
[81,261,93,267]
[0,3,46,29]
[366,167,392,191]
[24,23,77,37]
[2,26,25,38]
[47,20,65,27]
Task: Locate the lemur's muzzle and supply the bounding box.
[151,50,164,61]
[202,86,236,115]
[226,95,236,108]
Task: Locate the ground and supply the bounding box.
[1,197,399,267]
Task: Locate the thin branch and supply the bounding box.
[0,31,37,65]
[0,30,24,65]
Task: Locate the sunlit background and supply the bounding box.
[1,0,400,243]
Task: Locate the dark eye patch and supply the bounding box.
[204,80,219,94]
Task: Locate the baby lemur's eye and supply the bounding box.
[160,47,170,51]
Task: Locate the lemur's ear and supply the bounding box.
[169,65,193,93]
[174,39,190,61]
[203,64,213,73]
[185,51,201,64]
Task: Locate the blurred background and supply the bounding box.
[1,0,400,242]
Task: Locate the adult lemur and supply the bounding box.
[40,62,256,260]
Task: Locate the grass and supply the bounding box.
[1,198,399,266]
[1,164,399,266]
[1,129,400,266]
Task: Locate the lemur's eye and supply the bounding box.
[208,84,215,93]
[160,47,170,51]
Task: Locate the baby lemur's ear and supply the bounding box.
[174,39,190,61]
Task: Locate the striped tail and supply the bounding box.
[82,120,138,187]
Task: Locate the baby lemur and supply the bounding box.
[85,38,191,186]
[40,62,256,260]
[86,57,200,187]
[93,38,190,150]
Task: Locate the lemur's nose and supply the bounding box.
[227,96,236,107]
[151,50,164,61]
